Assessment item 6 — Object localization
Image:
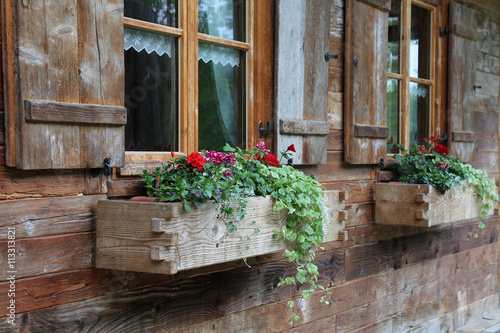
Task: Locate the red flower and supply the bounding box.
[287,144,296,153]
[266,154,280,167]
[431,144,448,155]
[186,152,206,171]
[171,151,175,157]
[421,147,426,151]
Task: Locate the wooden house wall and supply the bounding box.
[0,0,499,331]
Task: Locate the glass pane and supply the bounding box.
[387,78,400,153]
[198,43,245,151]
[124,32,178,152]
[409,82,430,147]
[124,0,178,27]
[388,0,401,74]
[410,5,431,79]
[198,0,246,42]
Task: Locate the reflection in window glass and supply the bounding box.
[410,5,431,79]
[198,43,245,151]
[124,0,178,27]
[198,0,246,42]
[387,78,400,153]
[409,82,430,147]
[388,0,401,74]
[124,32,178,151]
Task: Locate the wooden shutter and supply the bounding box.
[2,0,125,170]
[448,2,478,163]
[344,0,390,164]
[274,0,330,165]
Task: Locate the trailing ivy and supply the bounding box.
[141,142,330,324]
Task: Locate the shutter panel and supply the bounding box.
[344,0,390,164]
[448,2,478,163]
[274,0,330,165]
[2,0,125,170]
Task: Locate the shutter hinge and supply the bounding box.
[91,157,112,178]
[258,121,274,138]
[439,25,449,37]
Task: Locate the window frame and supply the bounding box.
[387,0,439,152]
[120,1,273,176]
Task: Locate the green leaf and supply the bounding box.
[183,201,191,213]
[254,228,260,233]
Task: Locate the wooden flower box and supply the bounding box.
[375,183,494,227]
[96,190,347,275]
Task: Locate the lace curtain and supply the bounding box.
[124,28,240,67]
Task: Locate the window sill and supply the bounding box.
[119,151,184,176]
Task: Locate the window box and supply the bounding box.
[375,183,494,227]
[96,190,347,275]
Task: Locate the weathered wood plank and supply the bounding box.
[297,151,372,183]
[323,180,375,204]
[448,2,479,163]
[328,92,343,130]
[107,179,146,197]
[275,0,330,165]
[0,111,4,146]
[279,119,330,136]
[0,168,85,200]
[25,100,127,125]
[354,124,389,139]
[326,130,343,152]
[471,151,499,176]
[0,195,104,239]
[0,232,94,281]
[344,0,388,164]
[345,218,498,281]
[0,146,4,166]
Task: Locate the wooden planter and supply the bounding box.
[96,190,347,275]
[375,183,494,227]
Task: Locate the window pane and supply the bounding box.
[125,32,178,151]
[410,5,431,79]
[387,78,400,153]
[388,0,401,74]
[198,43,245,151]
[198,0,246,42]
[409,82,430,147]
[124,0,178,27]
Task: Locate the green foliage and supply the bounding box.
[141,142,330,324]
[392,138,498,238]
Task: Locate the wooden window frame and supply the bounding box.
[120,1,274,176]
[388,0,438,152]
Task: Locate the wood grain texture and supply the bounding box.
[448,2,479,163]
[344,0,389,164]
[345,217,498,281]
[25,100,127,125]
[375,183,493,227]
[106,179,146,197]
[2,0,125,169]
[96,191,347,274]
[0,195,104,239]
[0,168,85,200]
[0,232,94,281]
[274,0,330,165]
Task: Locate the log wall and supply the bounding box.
[0,0,499,332]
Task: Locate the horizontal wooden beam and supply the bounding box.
[279,119,329,136]
[25,100,127,126]
[452,131,476,142]
[452,24,478,40]
[354,124,389,138]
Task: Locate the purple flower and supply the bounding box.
[223,170,234,178]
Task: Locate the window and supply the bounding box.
[387,0,436,154]
[123,0,257,156]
